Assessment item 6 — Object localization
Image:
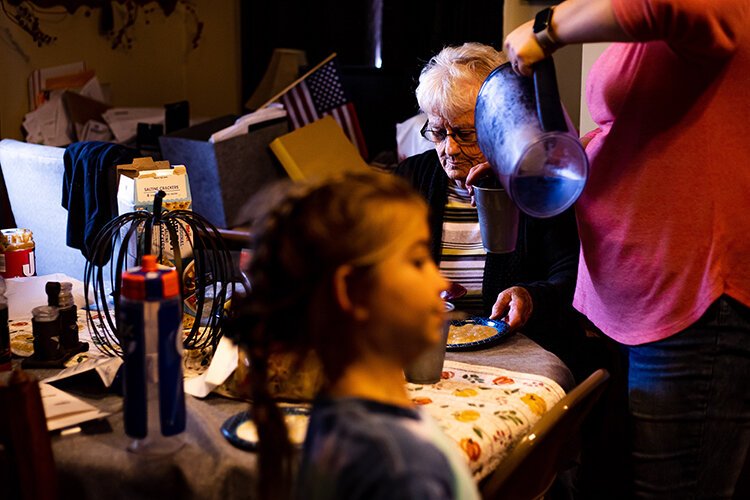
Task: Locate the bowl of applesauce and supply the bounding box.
[446,317,511,351]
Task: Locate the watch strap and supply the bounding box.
[533,7,561,55]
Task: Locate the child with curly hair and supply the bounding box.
[228,171,479,500]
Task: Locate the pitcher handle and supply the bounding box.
[532,57,567,133]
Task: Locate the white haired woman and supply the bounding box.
[395,42,587,379]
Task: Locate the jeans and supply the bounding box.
[625,296,750,499]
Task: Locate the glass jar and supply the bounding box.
[0,228,36,278]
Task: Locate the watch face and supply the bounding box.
[534,7,553,33]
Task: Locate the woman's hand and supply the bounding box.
[490,286,533,332]
[465,161,494,205]
[466,161,493,188]
[504,20,546,77]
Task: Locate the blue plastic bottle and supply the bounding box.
[120,255,185,454]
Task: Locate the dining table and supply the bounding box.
[7,276,574,500]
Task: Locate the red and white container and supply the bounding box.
[0,228,36,278]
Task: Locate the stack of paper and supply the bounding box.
[22,91,72,146]
[40,383,110,432]
[28,61,89,111]
[24,63,112,145]
[102,107,164,143]
[42,357,122,388]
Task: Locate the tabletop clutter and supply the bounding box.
[1,154,570,482]
[2,260,566,477]
[3,273,566,480]
[3,151,234,451]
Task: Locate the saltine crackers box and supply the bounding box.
[116,157,193,261]
[117,157,192,214]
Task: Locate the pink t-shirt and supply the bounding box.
[574,0,750,344]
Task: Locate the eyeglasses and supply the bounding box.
[420,121,478,145]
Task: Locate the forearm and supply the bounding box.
[551,0,632,46]
[504,0,632,74]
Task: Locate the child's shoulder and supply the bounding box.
[307,397,451,471]
[299,398,455,499]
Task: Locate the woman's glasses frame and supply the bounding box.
[420,121,478,146]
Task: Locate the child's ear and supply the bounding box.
[332,265,370,321]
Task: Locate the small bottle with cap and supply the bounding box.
[46,281,79,351]
[31,305,61,361]
[120,254,185,454]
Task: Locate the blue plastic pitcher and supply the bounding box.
[475,58,588,218]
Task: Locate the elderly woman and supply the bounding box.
[395,42,583,371]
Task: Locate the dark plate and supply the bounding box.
[221,406,311,451]
[446,317,512,351]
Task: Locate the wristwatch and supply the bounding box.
[533,7,561,55]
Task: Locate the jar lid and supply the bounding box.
[121,255,180,300]
[0,228,34,251]
[32,305,59,322]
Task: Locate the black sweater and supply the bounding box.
[395,150,582,342]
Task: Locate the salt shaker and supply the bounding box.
[120,255,185,454]
[45,281,78,351]
[31,306,60,361]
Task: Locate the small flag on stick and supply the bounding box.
[261,53,368,160]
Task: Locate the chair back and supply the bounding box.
[0,369,58,500]
[481,369,610,500]
[0,139,87,280]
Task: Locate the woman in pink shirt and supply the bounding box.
[503,0,750,498]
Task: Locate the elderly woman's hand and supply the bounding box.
[490,286,533,332]
[466,161,493,188]
[503,19,546,76]
[465,161,494,205]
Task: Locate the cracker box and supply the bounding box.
[117,157,192,214]
[116,157,193,263]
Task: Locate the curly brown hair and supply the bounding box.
[227,170,428,499]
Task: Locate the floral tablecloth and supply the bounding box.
[407,359,565,480]
[8,309,212,377]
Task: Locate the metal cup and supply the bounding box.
[473,178,519,254]
[404,302,455,384]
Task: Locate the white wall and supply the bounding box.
[503,0,583,132]
[0,0,242,140]
[579,43,610,136]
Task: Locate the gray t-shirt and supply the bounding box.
[296,397,479,500]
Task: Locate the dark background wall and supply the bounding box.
[241,0,504,159]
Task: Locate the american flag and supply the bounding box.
[279,57,369,160]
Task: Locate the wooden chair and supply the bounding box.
[481,369,610,500]
[0,369,58,500]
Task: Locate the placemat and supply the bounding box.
[407,359,565,480]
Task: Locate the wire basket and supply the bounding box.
[84,191,235,357]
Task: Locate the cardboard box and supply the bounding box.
[116,157,193,262]
[117,157,192,215]
[159,114,290,229]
